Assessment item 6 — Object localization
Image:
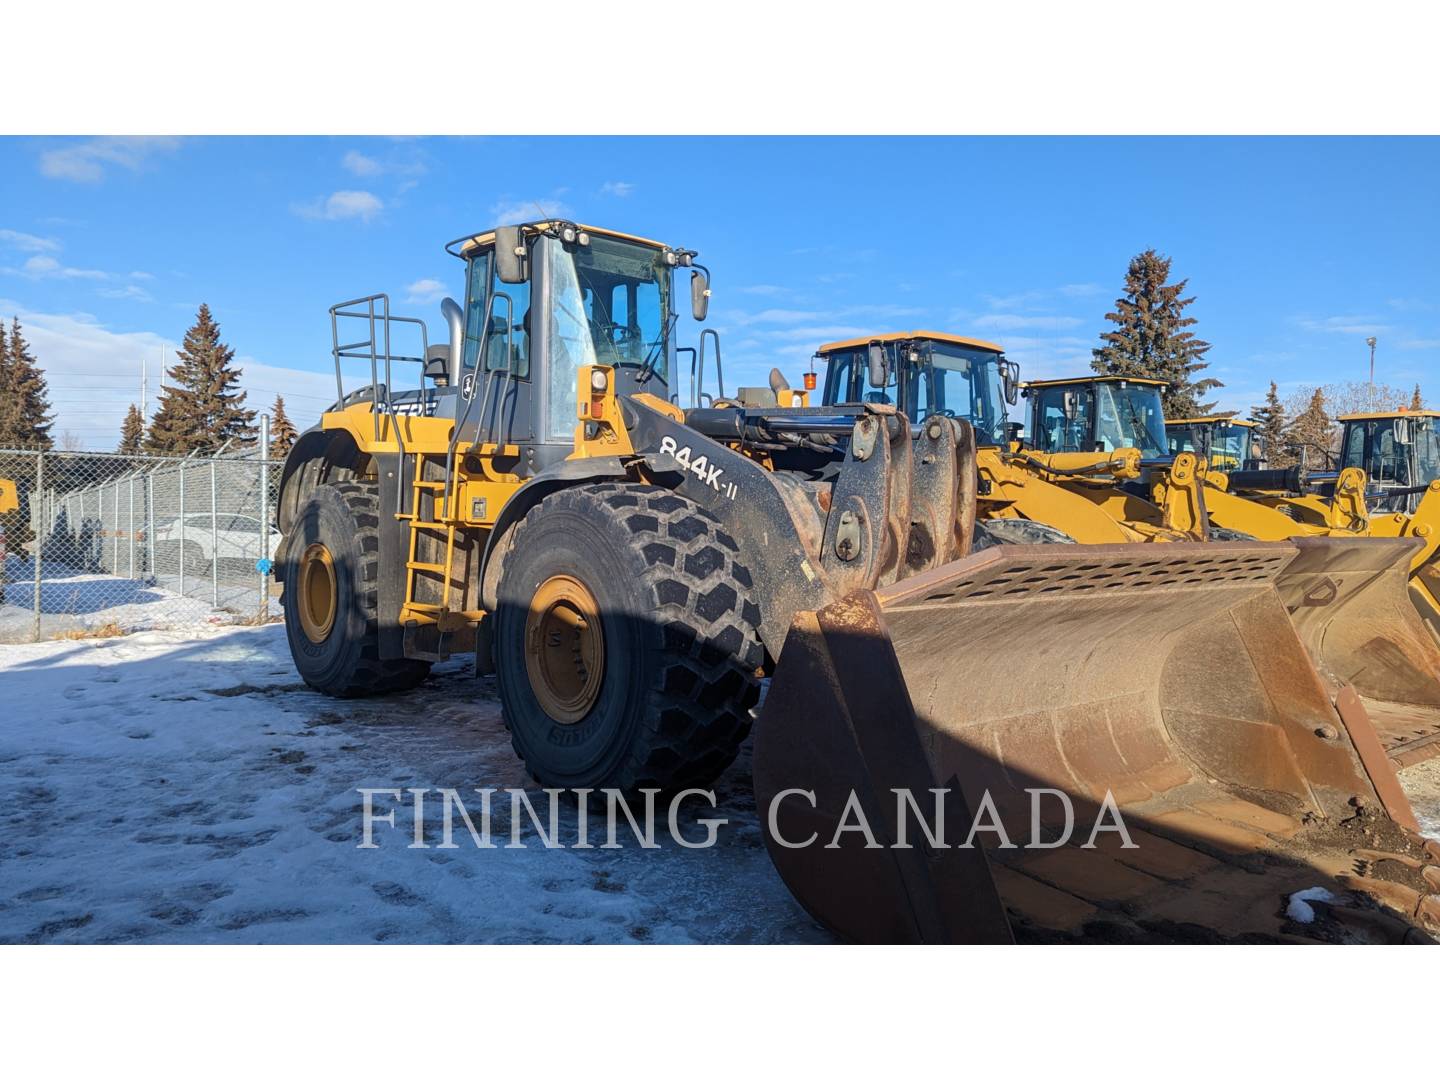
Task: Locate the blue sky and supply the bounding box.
[1,136,1436,448]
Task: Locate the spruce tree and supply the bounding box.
[269,395,298,457]
[118,404,145,454]
[0,320,11,444]
[1091,249,1221,417]
[1285,388,1335,470]
[0,317,55,449]
[1249,381,1292,467]
[145,304,255,454]
[1412,383,1425,411]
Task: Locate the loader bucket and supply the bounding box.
[755,541,1440,944]
[1275,536,1440,769]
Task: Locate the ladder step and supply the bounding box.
[412,480,448,489]
[407,561,451,573]
[407,521,454,532]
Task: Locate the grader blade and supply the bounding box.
[755,541,1440,944]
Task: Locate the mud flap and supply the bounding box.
[756,541,1440,943]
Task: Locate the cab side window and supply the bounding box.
[460,249,530,380]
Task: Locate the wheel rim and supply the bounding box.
[297,542,337,644]
[524,574,605,724]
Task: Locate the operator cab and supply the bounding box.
[812,331,1019,446]
[1022,376,1170,457]
[1337,409,1440,513]
[1166,416,1262,471]
[441,221,708,468]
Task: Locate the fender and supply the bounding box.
[477,454,631,610]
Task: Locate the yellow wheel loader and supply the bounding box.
[1165,408,1440,634]
[277,235,1440,943]
[0,478,17,607]
[811,337,1440,776]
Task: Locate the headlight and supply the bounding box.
[590,369,609,391]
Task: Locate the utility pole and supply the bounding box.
[1366,336,1377,385]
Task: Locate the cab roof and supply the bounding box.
[1337,409,1440,422]
[1165,417,1258,428]
[816,331,1005,355]
[453,221,670,256]
[1022,375,1168,389]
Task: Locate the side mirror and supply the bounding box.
[424,344,450,386]
[494,226,528,284]
[690,270,710,321]
[1394,417,1413,445]
[867,343,889,389]
[1001,358,1020,407]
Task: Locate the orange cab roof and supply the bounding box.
[816,331,1005,355]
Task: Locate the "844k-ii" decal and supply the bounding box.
[658,436,738,499]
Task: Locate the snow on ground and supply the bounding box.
[0,623,829,944]
[0,554,262,643]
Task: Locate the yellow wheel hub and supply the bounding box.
[524,574,605,724]
[297,542,338,644]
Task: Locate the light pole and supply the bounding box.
[1366,336,1377,385]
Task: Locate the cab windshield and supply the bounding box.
[1341,416,1440,488]
[1031,381,1168,455]
[1095,382,1168,456]
[544,234,671,440]
[819,341,1009,445]
[1210,423,1253,470]
[909,343,1008,445]
[549,234,671,378]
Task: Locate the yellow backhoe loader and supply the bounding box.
[277,234,1440,943]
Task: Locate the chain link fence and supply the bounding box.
[0,439,283,643]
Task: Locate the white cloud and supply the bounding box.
[98,284,154,302]
[1297,315,1389,336]
[342,150,383,177]
[733,284,788,296]
[341,149,426,184]
[6,254,110,281]
[404,278,450,305]
[38,137,182,183]
[1398,338,1440,350]
[488,196,571,224]
[293,190,384,223]
[973,313,1083,331]
[0,303,340,450]
[1058,282,1103,298]
[599,181,635,197]
[0,229,61,253]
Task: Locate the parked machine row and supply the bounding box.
[273,221,1440,942]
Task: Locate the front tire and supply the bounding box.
[281,481,431,697]
[494,484,763,792]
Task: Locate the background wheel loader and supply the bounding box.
[276,232,1440,943]
[812,336,1440,774]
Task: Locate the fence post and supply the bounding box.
[33,451,44,643]
[259,414,270,620]
[129,474,137,579]
[178,464,186,598]
[210,457,219,609]
[111,481,119,574]
[147,470,156,584]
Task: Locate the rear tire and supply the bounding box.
[281,481,431,697]
[494,483,763,792]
